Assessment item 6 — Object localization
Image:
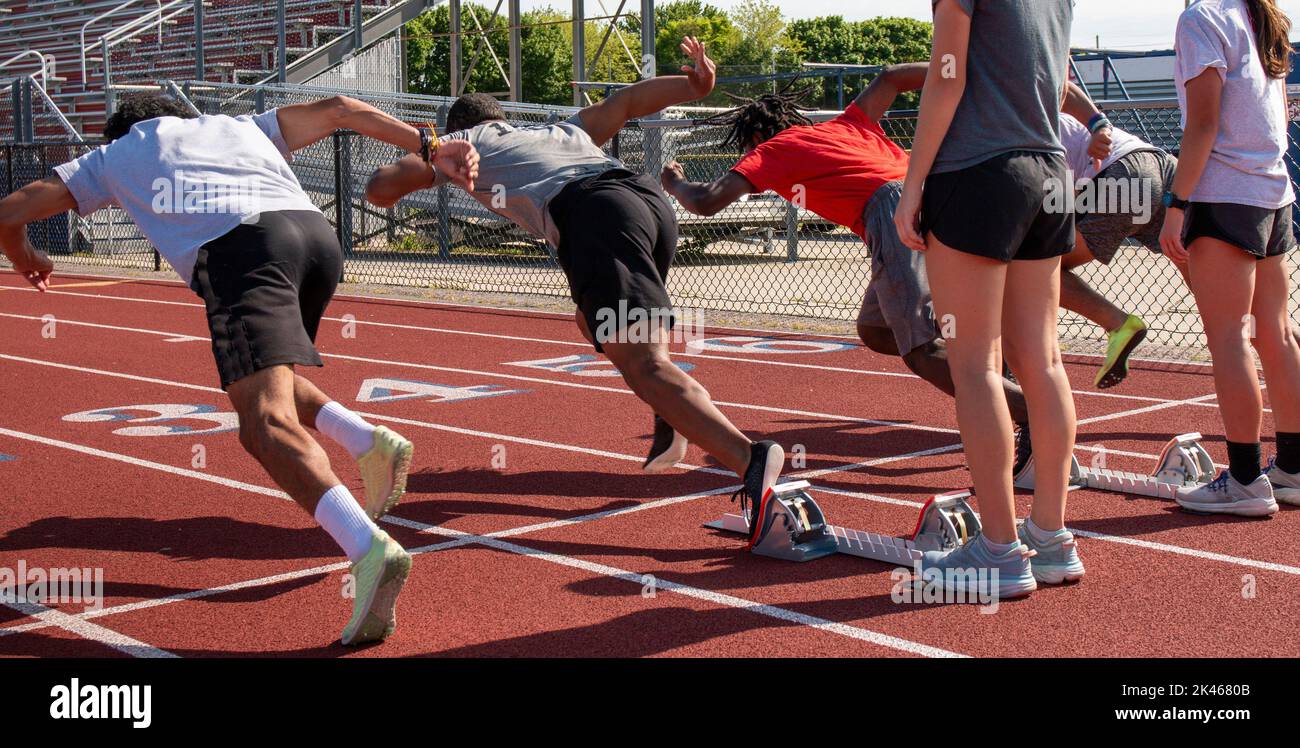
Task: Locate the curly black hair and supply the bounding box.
[103,93,198,142]
[702,80,815,151]
[446,93,506,133]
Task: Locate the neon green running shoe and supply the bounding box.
[1095,315,1148,389]
[357,426,414,520]
[341,530,412,646]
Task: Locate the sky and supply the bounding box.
[521,1,1300,52]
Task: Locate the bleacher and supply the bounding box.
[0,0,404,139]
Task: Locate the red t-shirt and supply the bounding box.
[730,102,909,241]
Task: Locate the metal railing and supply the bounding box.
[0,50,58,91]
[81,0,166,83]
[3,82,1297,361]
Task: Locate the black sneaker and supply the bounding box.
[643,415,689,473]
[731,440,785,547]
[1012,422,1033,479]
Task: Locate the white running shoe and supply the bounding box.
[1175,471,1278,517]
[1266,459,1300,506]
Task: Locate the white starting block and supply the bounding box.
[1014,432,1216,500]
[704,481,981,564]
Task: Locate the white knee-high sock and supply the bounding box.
[315,485,377,562]
[315,401,376,459]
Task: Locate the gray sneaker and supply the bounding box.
[919,535,1038,600]
[1175,471,1278,517]
[1266,459,1300,506]
[1016,521,1085,584]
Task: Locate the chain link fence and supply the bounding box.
[3,81,1298,361]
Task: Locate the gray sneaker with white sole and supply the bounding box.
[1266,459,1300,506]
[1175,471,1278,517]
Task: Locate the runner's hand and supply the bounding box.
[11,248,53,292]
[1159,207,1189,265]
[680,36,716,98]
[660,161,687,191]
[895,183,926,252]
[434,140,480,192]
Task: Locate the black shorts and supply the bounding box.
[921,150,1075,262]
[548,169,678,352]
[189,210,342,389]
[1183,201,1296,259]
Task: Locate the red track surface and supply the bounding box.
[1,272,1297,658]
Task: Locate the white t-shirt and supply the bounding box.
[54,110,321,283]
[1059,113,1157,181]
[1174,0,1295,208]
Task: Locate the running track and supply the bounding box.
[0,272,1296,658]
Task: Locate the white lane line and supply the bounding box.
[1,598,178,657]
[0,348,1225,476]
[808,486,1300,576]
[2,354,1288,583]
[0,272,1217,371]
[0,291,1209,406]
[0,425,962,658]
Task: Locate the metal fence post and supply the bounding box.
[784,201,798,263]
[5,145,13,195]
[19,78,33,143]
[277,0,288,84]
[436,104,451,261]
[255,88,266,114]
[354,0,364,54]
[333,132,354,261]
[194,0,205,81]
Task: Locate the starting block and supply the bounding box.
[704,481,981,564]
[1015,432,1216,500]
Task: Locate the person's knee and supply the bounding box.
[857,323,899,356]
[236,406,302,459]
[1250,321,1298,359]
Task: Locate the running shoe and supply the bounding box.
[1175,471,1278,517]
[1265,458,1300,506]
[1012,422,1034,479]
[1017,521,1085,584]
[357,426,414,520]
[731,440,785,548]
[341,529,412,646]
[1095,314,1148,389]
[918,535,1039,600]
[643,414,688,473]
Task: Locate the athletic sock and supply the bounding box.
[1226,441,1262,485]
[1275,432,1300,474]
[316,401,377,459]
[315,485,377,562]
[979,535,1020,556]
[1023,517,1064,545]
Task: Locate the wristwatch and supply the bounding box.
[1162,191,1190,211]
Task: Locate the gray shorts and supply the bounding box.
[1075,149,1177,264]
[856,180,938,356]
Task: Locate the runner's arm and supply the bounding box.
[575,36,716,148]
[855,62,929,123]
[660,163,756,217]
[0,177,77,291]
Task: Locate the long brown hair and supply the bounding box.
[1246,0,1293,79]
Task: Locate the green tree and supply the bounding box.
[654,1,740,76]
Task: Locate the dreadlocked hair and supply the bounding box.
[702,80,816,151]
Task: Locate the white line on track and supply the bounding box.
[0,598,178,657]
[1,272,1221,372]
[0,424,962,658]
[1,353,1292,584]
[0,313,1230,458]
[0,286,1214,406]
